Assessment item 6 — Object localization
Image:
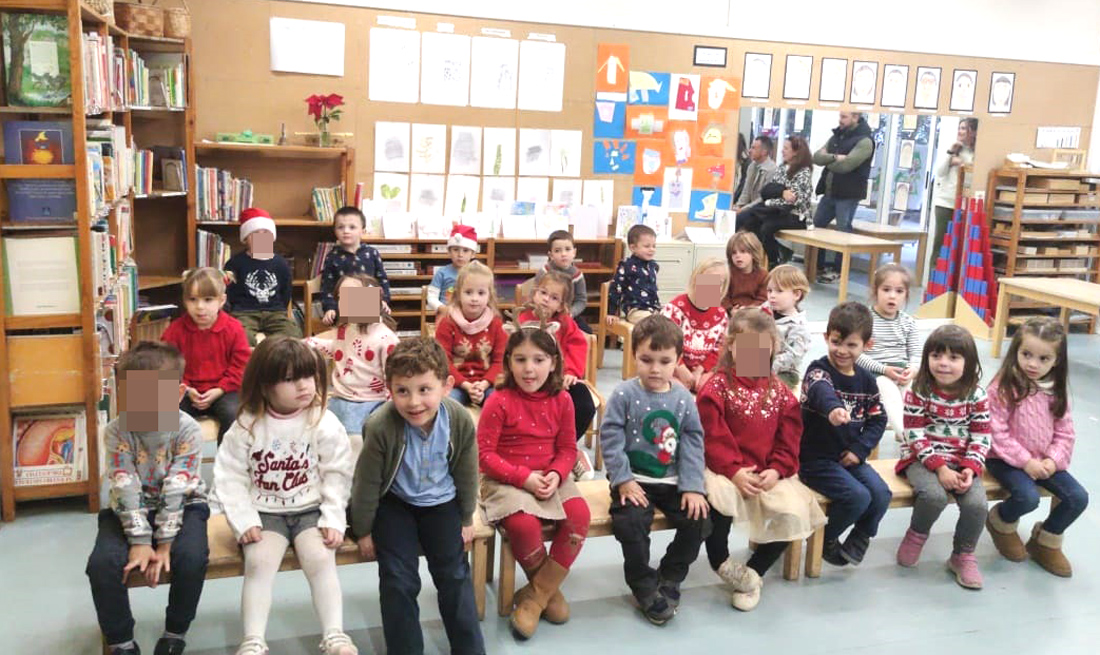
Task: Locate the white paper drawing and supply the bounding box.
[420,32,471,107]
[668,74,701,121]
[881,64,908,108]
[662,167,693,212]
[409,174,446,216]
[470,37,519,109]
[571,205,600,240]
[417,215,453,240]
[369,28,419,103]
[518,129,552,176]
[582,180,615,222]
[270,17,345,77]
[382,213,416,239]
[549,130,583,177]
[410,123,447,174]
[502,214,537,239]
[449,126,482,176]
[819,58,847,102]
[374,122,410,173]
[517,40,566,112]
[552,179,583,205]
[373,172,409,212]
[850,61,878,105]
[482,127,517,176]
[516,177,550,203]
[742,53,772,99]
[482,176,516,211]
[444,175,481,216]
[893,182,910,211]
[783,54,813,100]
[898,140,915,169]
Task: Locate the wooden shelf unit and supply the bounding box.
[986,167,1100,331]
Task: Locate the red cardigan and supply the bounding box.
[434,314,507,385]
[697,370,802,478]
[477,387,577,487]
[161,311,250,393]
[722,266,768,311]
[517,309,587,379]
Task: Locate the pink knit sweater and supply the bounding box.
[987,379,1075,471]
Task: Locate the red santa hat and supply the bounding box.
[239,207,276,243]
[447,224,478,252]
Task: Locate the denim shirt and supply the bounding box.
[390,402,457,507]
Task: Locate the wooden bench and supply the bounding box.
[851,220,929,283]
[775,228,902,302]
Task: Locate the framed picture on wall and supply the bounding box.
[783,54,813,100]
[819,57,847,102]
[989,72,1015,114]
[849,60,878,105]
[880,64,908,108]
[950,69,977,112]
[898,140,915,169]
[914,66,941,110]
[742,52,772,99]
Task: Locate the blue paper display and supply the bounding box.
[628,72,671,106]
[593,140,636,174]
[687,190,732,223]
[631,185,663,208]
[593,100,626,138]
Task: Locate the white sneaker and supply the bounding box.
[572,450,595,480]
[236,636,268,655]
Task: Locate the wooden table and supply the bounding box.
[776,228,903,302]
[852,220,929,283]
[991,277,1100,357]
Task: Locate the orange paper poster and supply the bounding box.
[693,157,736,190]
[665,121,697,165]
[625,105,668,139]
[596,44,629,93]
[700,76,742,111]
[697,111,731,157]
[634,139,670,186]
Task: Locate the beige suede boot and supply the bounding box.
[986,504,1027,562]
[1026,522,1073,577]
[511,559,569,638]
[516,560,569,624]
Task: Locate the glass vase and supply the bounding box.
[318,123,332,148]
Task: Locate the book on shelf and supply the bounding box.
[81,31,126,113]
[152,145,187,192]
[11,409,88,487]
[94,264,136,386]
[311,183,346,222]
[87,121,133,204]
[310,242,336,278]
[196,166,253,221]
[2,120,77,223]
[1,12,72,108]
[2,235,80,315]
[128,50,186,108]
[196,228,231,268]
[374,244,413,254]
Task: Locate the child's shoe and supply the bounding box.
[895,528,928,567]
[572,450,595,481]
[821,539,848,566]
[153,636,186,655]
[1026,522,1073,577]
[637,591,675,625]
[319,630,358,655]
[235,636,268,655]
[109,643,141,655]
[717,558,762,612]
[947,552,983,589]
[657,577,681,609]
[841,529,871,565]
[986,504,1026,562]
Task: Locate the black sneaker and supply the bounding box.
[817,269,840,284]
[638,592,675,625]
[841,530,871,565]
[657,577,681,609]
[110,644,141,655]
[822,539,849,566]
[776,245,795,266]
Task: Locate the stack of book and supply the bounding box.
[311,183,346,222]
[82,31,126,113]
[196,228,231,268]
[196,166,253,222]
[128,51,186,108]
[86,121,131,211]
[383,261,418,277]
[131,147,155,197]
[94,263,138,381]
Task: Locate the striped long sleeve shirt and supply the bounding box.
[857,309,921,375]
[897,385,991,475]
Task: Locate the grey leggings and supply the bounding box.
[905,464,987,553]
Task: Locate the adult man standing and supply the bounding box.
[811,111,875,282]
[734,136,777,209]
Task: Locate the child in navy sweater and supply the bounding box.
[320,206,391,325]
[607,224,660,327]
[224,207,300,345]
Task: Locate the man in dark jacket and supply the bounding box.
[811,112,875,282]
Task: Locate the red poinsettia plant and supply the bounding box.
[305,93,344,130]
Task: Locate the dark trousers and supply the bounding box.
[610,483,709,599]
[760,213,805,265]
[568,381,597,440]
[800,459,892,542]
[575,315,594,334]
[812,196,861,269]
[373,494,485,655]
[987,459,1089,535]
[86,504,210,645]
[180,390,239,443]
[705,510,789,576]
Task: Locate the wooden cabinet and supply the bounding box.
[652,241,695,305]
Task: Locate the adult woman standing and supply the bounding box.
[930,118,977,268]
[737,136,814,266]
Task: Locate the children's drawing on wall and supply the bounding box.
[550,129,583,177]
[914,66,941,110]
[628,71,671,106]
[880,64,908,108]
[449,126,482,176]
[368,27,420,103]
[409,174,445,216]
[482,127,517,176]
[849,61,878,105]
[444,174,481,216]
[988,72,1015,114]
[741,53,772,99]
[372,172,409,211]
[515,176,550,203]
[892,181,910,211]
[518,128,552,176]
[626,106,667,138]
[470,36,519,109]
[420,32,471,106]
[582,179,615,221]
[898,140,915,169]
[518,40,566,112]
[593,139,635,174]
[373,121,410,173]
[688,189,731,222]
[818,57,847,103]
[670,126,693,164]
[482,176,516,211]
[668,73,700,120]
[782,54,813,100]
[596,43,629,93]
[703,76,740,111]
[410,123,447,174]
[552,178,583,205]
[632,185,661,212]
[950,69,976,112]
[662,166,692,212]
[593,100,626,138]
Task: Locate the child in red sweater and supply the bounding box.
[721,231,768,311]
[435,261,507,407]
[478,327,591,640]
[660,257,728,392]
[697,308,824,611]
[161,267,251,443]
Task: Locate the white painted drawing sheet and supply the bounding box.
[549,129,583,177]
[409,174,446,216]
[518,129,552,176]
[374,122,410,172]
[516,177,550,203]
[369,28,419,103]
[449,126,482,176]
[482,127,517,176]
[470,37,519,109]
[420,32,471,106]
[270,17,345,76]
[517,40,566,112]
[444,175,482,216]
[410,123,447,174]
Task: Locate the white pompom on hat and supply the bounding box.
[447,224,478,252]
[239,207,276,243]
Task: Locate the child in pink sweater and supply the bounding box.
[985,318,1088,578]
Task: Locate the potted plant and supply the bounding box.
[305,93,344,147]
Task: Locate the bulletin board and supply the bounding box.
[190,0,1099,234]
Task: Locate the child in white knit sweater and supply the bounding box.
[213,336,357,655]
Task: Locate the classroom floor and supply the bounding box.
[3,270,1098,654]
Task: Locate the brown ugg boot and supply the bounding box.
[516,560,569,624]
[986,504,1027,562]
[1026,522,1072,578]
[511,559,569,638]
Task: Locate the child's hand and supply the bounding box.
[143,542,173,588]
[732,466,763,497]
[195,387,224,411]
[884,366,905,383]
[606,315,620,327]
[522,472,546,495]
[435,305,450,318]
[321,527,344,549]
[537,471,561,500]
[681,491,710,520]
[322,310,337,325]
[186,386,202,405]
[562,374,578,388]
[1023,458,1047,481]
[357,534,375,559]
[239,526,263,545]
[618,480,649,507]
[1040,458,1058,478]
[839,451,860,467]
[756,468,780,491]
[956,467,975,492]
[461,525,475,547]
[828,407,851,426]
[900,367,917,384]
[936,466,960,491]
[123,544,156,583]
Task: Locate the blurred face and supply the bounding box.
[874,273,908,317]
[334,213,364,250]
[548,239,576,269]
[533,281,567,316]
[767,281,800,314]
[449,246,474,268]
[730,247,753,272]
[635,340,677,392]
[1017,334,1058,381]
[630,234,657,261]
[268,375,317,415]
[929,349,966,390]
[337,280,382,324]
[693,269,725,308]
[458,273,491,319]
[184,288,224,329]
[509,340,555,394]
[749,139,766,162]
[390,371,452,433]
[825,330,869,374]
[838,111,858,129]
[957,123,973,145]
[247,230,274,257]
[781,140,795,164]
[119,370,185,432]
[729,331,772,378]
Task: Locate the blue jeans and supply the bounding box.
[986,459,1089,535]
[812,196,861,270]
[800,460,892,542]
[449,385,494,406]
[327,397,385,438]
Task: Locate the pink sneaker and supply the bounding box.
[948,552,983,590]
[896,528,928,567]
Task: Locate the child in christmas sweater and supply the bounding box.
[320,206,391,325]
[660,257,728,393]
[607,224,661,326]
[435,261,507,407]
[224,207,300,345]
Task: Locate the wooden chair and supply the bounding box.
[303,275,322,337]
[598,281,636,379]
[420,286,435,337]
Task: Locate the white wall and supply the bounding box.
[288,0,1100,66]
